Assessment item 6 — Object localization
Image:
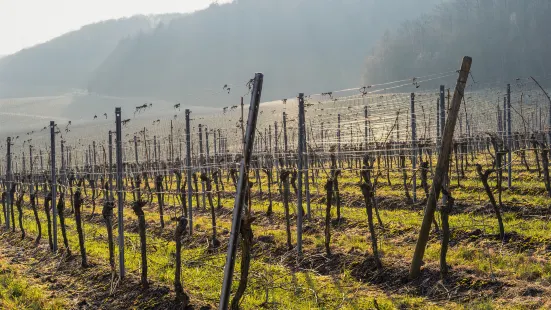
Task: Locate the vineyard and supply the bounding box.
[0,57,550,309]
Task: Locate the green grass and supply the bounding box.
[6,150,551,309]
[18,198,449,309]
[0,260,67,310]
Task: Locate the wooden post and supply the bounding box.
[5,137,11,229]
[213,129,218,166]
[185,110,193,235]
[411,93,417,203]
[115,108,125,278]
[497,104,503,138]
[503,96,507,143]
[153,135,157,170]
[297,93,305,256]
[409,57,472,279]
[144,127,148,165]
[274,121,279,184]
[108,131,113,200]
[220,73,263,310]
[436,98,440,149]
[364,106,368,149]
[50,121,58,252]
[241,96,245,154]
[134,136,139,165]
[198,124,206,209]
[507,84,512,189]
[439,85,447,205]
[283,112,288,167]
[337,114,341,165]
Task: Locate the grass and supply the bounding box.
[0,259,67,310]
[4,150,551,309]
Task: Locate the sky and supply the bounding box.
[0,0,230,56]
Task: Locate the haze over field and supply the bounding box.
[0,0,441,130]
[1,0,550,133]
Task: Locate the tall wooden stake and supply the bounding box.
[50,121,58,252]
[219,73,263,310]
[115,108,125,278]
[409,57,472,279]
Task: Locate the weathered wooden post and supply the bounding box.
[134,135,139,165]
[507,84,512,189]
[283,112,288,167]
[30,144,36,202]
[108,131,113,199]
[274,121,281,191]
[218,129,223,159]
[241,96,245,153]
[410,57,472,279]
[115,108,125,278]
[439,85,447,205]
[61,139,66,192]
[297,93,305,255]
[364,106,368,149]
[337,114,341,167]
[411,93,417,203]
[143,127,149,165]
[50,121,58,252]
[185,109,193,235]
[213,129,218,166]
[198,124,206,209]
[436,98,440,149]
[497,104,503,138]
[304,121,311,218]
[503,96,507,143]
[206,127,211,173]
[5,137,11,229]
[220,73,263,310]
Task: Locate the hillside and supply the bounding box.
[0,14,180,98]
[0,1,444,106]
[87,0,440,106]
[363,0,551,87]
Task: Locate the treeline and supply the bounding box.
[0,0,444,103]
[86,0,439,105]
[363,0,551,87]
[0,14,179,98]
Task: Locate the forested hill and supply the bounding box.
[363,0,551,87]
[0,0,442,104]
[86,0,439,105]
[0,14,180,98]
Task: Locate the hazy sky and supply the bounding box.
[0,0,229,56]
